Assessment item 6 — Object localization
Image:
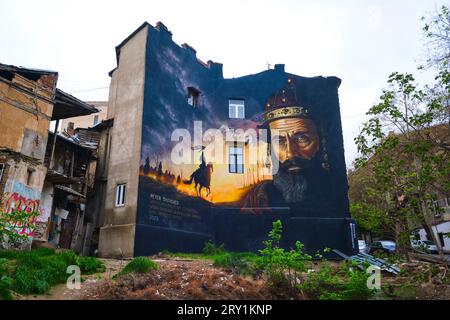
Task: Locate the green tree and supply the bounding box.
[354,71,449,257]
[352,6,450,259]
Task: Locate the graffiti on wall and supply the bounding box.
[1,182,41,237]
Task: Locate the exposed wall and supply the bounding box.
[0,73,55,157]
[34,181,53,241]
[98,25,148,258]
[0,157,47,248]
[0,71,57,247]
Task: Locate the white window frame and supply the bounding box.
[229,145,244,174]
[229,99,245,119]
[93,115,99,126]
[115,183,126,207]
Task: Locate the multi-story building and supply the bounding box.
[97,22,357,258]
[0,63,98,249]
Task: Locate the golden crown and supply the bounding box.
[262,106,310,124]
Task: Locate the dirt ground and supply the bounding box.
[16,256,450,300]
[91,258,275,300]
[17,258,273,300]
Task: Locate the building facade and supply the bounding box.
[59,101,108,133]
[0,64,58,248]
[99,22,357,258]
[0,63,98,249]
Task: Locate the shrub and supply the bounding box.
[258,220,312,290]
[300,260,376,300]
[203,241,225,255]
[115,257,158,278]
[213,252,260,276]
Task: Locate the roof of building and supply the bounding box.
[115,22,150,65]
[48,130,96,151]
[0,62,58,80]
[53,89,99,120]
[110,21,212,77]
[0,62,99,120]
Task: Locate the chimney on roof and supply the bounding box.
[207,60,223,79]
[274,64,285,72]
[182,43,197,58]
[156,21,172,41]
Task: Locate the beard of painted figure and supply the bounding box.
[270,117,321,204]
[272,156,323,204]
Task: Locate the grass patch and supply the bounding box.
[0,248,105,298]
[161,246,260,277]
[76,256,106,274]
[212,252,260,276]
[115,257,158,278]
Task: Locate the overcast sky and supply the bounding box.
[0,0,446,167]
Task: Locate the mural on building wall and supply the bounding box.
[138,78,337,214]
[131,25,357,256]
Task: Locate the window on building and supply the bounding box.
[433,200,442,217]
[93,115,99,126]
[229,145,244,174]
[229,99,245,119]
[115,183,126,207]
[0,163,4,183]
[187,87,200,108]
[26,167,35,186]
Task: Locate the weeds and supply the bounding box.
[0,248,105,298]
[258,220,312,291]
[203,241,225,255]
[300,260,376,300]
[115,257,158,278]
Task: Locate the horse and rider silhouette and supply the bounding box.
[183,153,213,198]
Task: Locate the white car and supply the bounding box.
[358,240,367,254]
[411,239,438,254]
[368,240,396,254]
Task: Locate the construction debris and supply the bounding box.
[332,249,401,275]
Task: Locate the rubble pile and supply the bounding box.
[91,259,273,300]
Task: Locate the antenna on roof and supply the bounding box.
[267,62,272,70]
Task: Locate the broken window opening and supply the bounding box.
[187,87,201,108]
[26,167,35,186]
